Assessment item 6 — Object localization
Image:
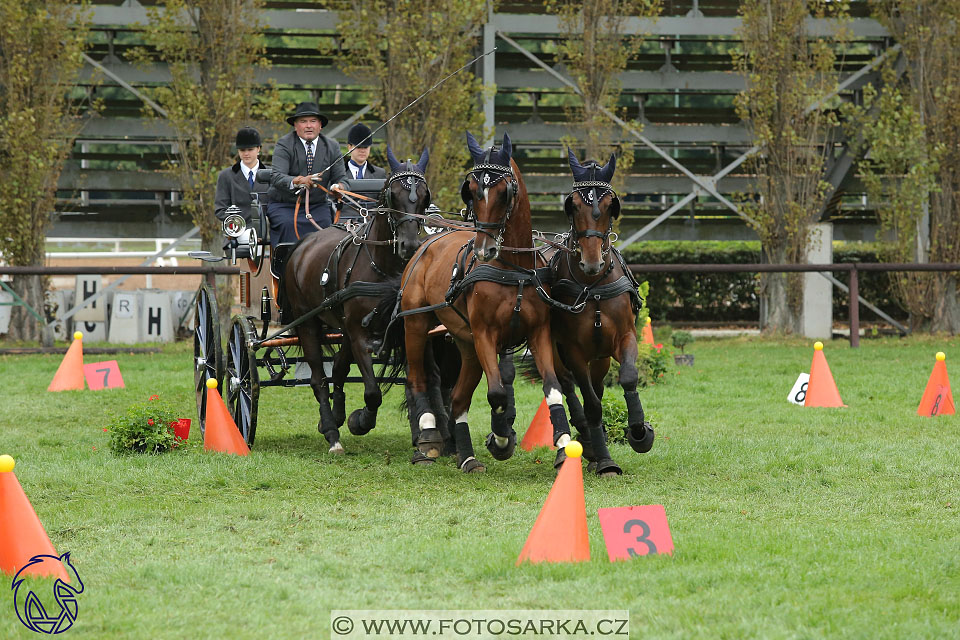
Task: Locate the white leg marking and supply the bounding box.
[546,388,563,405]
[328,441,345,454]
[460,456,477,469]
[419,413,436,430]
[455,411,468,424]
[556,434,571,448]
[495,435,509,447]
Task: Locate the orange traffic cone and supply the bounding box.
[516,442,590,564]
[48,331,85,392]
[520,399,556,451]
[804,341,845,408]
[917,352,955,417]
[0,455,69,581]
[203,379,250,456]
[641,317,654,345]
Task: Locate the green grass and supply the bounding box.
[1,335,959,638]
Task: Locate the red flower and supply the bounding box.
[654,343,664,352]
[147,418,154,426]
[102,428,108,432]
[149,395,159,401]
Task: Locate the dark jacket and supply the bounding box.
[268,131,346,205]
[343,158,388,180]
[214,161,271,221]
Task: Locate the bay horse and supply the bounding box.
[387,132,572,472]
[547,150,655,475]
[284,148,430,453]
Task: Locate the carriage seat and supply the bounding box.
[270,242,297,281]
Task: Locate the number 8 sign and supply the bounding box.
[597,505,674,561]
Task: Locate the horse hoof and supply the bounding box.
[553,448,567,470]
[459,456,485,473]
[416,428,443,459]
[586,460,597,473]
[411,451,435,465]
[484,430,516,461]
[441,438,457,458]
[627,422,655,454]
[347,408,375,436]
[328,441,345,455]
[594,458,623,477]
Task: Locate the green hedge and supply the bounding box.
[620,241,907,322]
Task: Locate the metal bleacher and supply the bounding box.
[60,0,891,243]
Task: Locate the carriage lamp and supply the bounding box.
[223,208,246,238]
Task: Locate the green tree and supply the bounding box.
[334,0,487,210]
[733,0,848,333]
[129,0,282,251]
[0,0,91,343]
[547,0,660,187]
[854,0,960,332]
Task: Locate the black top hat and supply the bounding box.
[235,127,261,149]
[347,123,374,148]
[286,101,329,127]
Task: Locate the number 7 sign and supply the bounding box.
[83,360,125,390]
[598,505,674,561]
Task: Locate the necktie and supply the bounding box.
[305,140,314,173]
[356,164,363,180]
[248,170,254,189]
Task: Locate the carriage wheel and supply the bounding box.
[225,315,260,447]
[194,283,223,435]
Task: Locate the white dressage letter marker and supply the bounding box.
[788,373,811,406]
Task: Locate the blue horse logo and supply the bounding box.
[11,553,84,634]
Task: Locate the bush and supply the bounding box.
[107,400,181,455]
[620,240,908,322]
[671,330,694,353]
[603,342,671,389]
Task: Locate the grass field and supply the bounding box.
[1,334,959,639]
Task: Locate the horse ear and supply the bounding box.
[499,132,512,165]
[386,145,401,173]
[416,147,429,173]
[567,147,583,172]
[465,131,484,164]
[599,152,617,183]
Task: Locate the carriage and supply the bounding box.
[190,172,415,448]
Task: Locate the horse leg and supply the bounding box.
[346,335,380,436]
[425,337,455,456]
[555,349,589,450]
[299,322,342,453]
[469,330,516,462]
[498,350,517,429]
[527,324,573,469]
[582,357,621,477]
[619,335,655,453]
[404,314,443,462]
[449,344,485,473]
[331,343,352,428]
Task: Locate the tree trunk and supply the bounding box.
[759,244,801,334]
[929,274,960,334]
[7,274,47,344]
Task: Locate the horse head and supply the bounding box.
[565,149,620,276]
[385,145,430,260]
[462,131,519,262]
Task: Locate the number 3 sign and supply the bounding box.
[597,505,674,561]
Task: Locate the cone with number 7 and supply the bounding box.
[804,341,845,408]
[917,352,955,417]
[516,441,589,564]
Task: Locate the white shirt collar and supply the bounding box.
[299,136,318,153]
[240,161,259,180]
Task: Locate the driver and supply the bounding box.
[266,101,346,247]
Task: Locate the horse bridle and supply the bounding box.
[461,161,519,251]
[564,179,620,258]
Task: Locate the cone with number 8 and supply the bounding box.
[917,352,955,417]
[804,342,845,408]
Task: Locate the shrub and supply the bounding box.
[603,341,671,389]
[107,400,180,455]
[671,330,694,353]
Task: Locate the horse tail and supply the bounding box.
[513,348,542,383]
[375,286,406,395]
